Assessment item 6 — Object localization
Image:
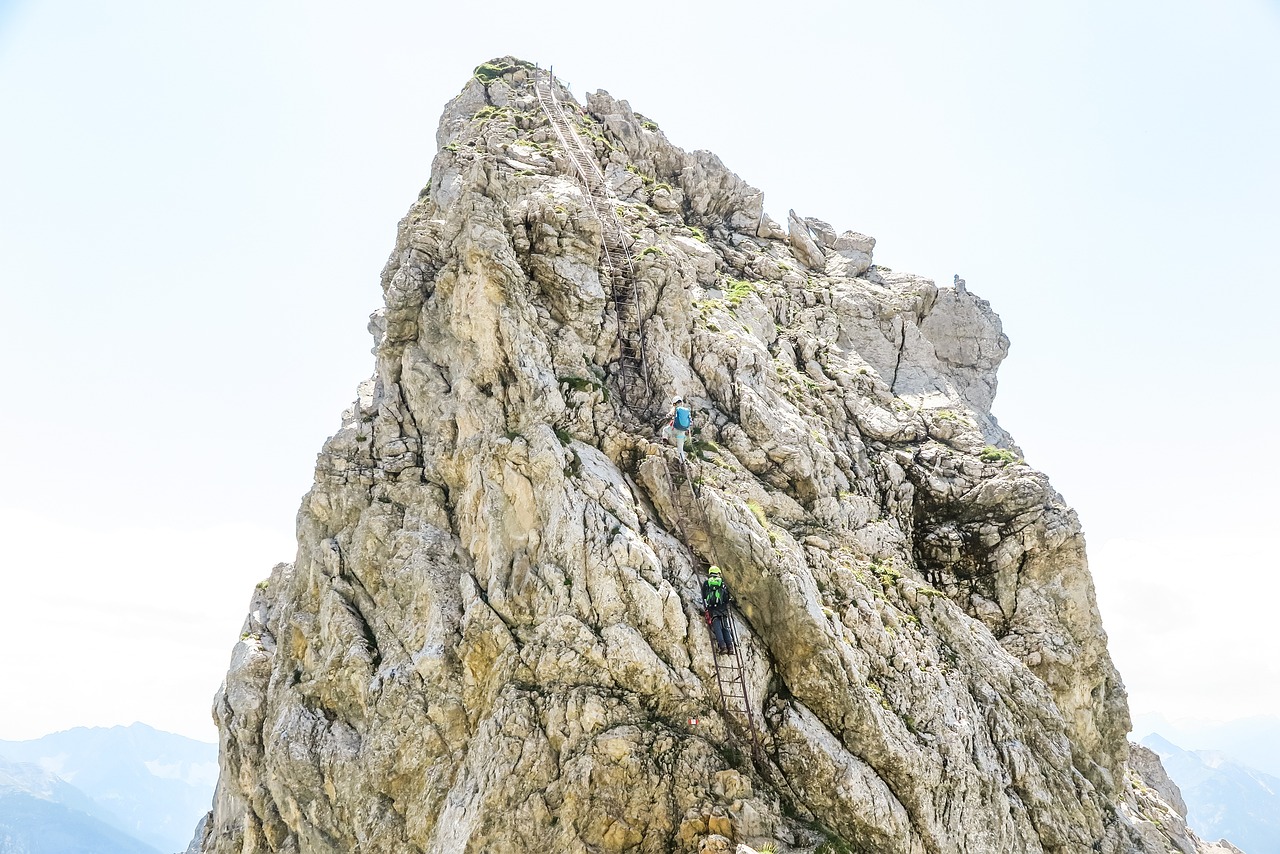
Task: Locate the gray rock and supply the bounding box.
[755,213,786,241]
[1122,741,1240,854]
[835,230,876,254]
[787,209,824,269]
[182,814,208,854]
[202,58,1209,854]
[1131,742,1189,818]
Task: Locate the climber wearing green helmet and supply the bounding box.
[701,565,735,655]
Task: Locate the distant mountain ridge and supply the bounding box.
[1135,713,1280,780]
[0,757,161,854]
[0,756,103,815]
[0,722,215,853]
[1143,732,1280,854]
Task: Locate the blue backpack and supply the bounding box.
[674,406,692,430]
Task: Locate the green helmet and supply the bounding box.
[708,565,721,576]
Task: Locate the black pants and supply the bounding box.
[710,612,733,650]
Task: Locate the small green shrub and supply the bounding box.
[558,375,604,396]
[871,557,902,587]
[979,445,1019,464]
[687,437,719,458]
[689,226,706,242]
[473,62,508,82]
[816,840,855,854]
[625,163,656,185]
[725,278,754,307]
[865,681,893,711]
[472,59,532,83]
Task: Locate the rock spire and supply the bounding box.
[199,57,1221,854]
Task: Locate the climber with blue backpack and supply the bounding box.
[702,565,735,655]
[664,395,694,460]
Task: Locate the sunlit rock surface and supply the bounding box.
[201,58,1218,854]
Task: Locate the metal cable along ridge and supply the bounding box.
[531,66,652,418]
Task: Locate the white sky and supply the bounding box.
[1,0,1277,742]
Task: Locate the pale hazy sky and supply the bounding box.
[1,1,1277,742]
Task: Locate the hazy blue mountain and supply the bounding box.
[0,756,106,818]
[1143,732,1280,854]
[0,758,161,854]
[1134,713,1280,779]
[0,723,216,853]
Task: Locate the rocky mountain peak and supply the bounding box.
[200,58,1221,854]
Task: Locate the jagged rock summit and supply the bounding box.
[200,58,1225,854]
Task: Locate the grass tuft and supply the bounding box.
[979,445,1019,464]
[725,278,754,307]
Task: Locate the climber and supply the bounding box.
[702,565,734,655]
[663,395,694,460]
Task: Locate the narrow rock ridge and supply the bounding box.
[201,57,1217,854]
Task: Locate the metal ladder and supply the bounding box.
[661,453,765,765]
[529,66,763,768]
[530,68,651,417]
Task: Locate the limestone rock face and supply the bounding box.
[1129,743,1188,819]
[185,815,208,854]
[203,58,1212,854]
[1122,743,1246,854]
